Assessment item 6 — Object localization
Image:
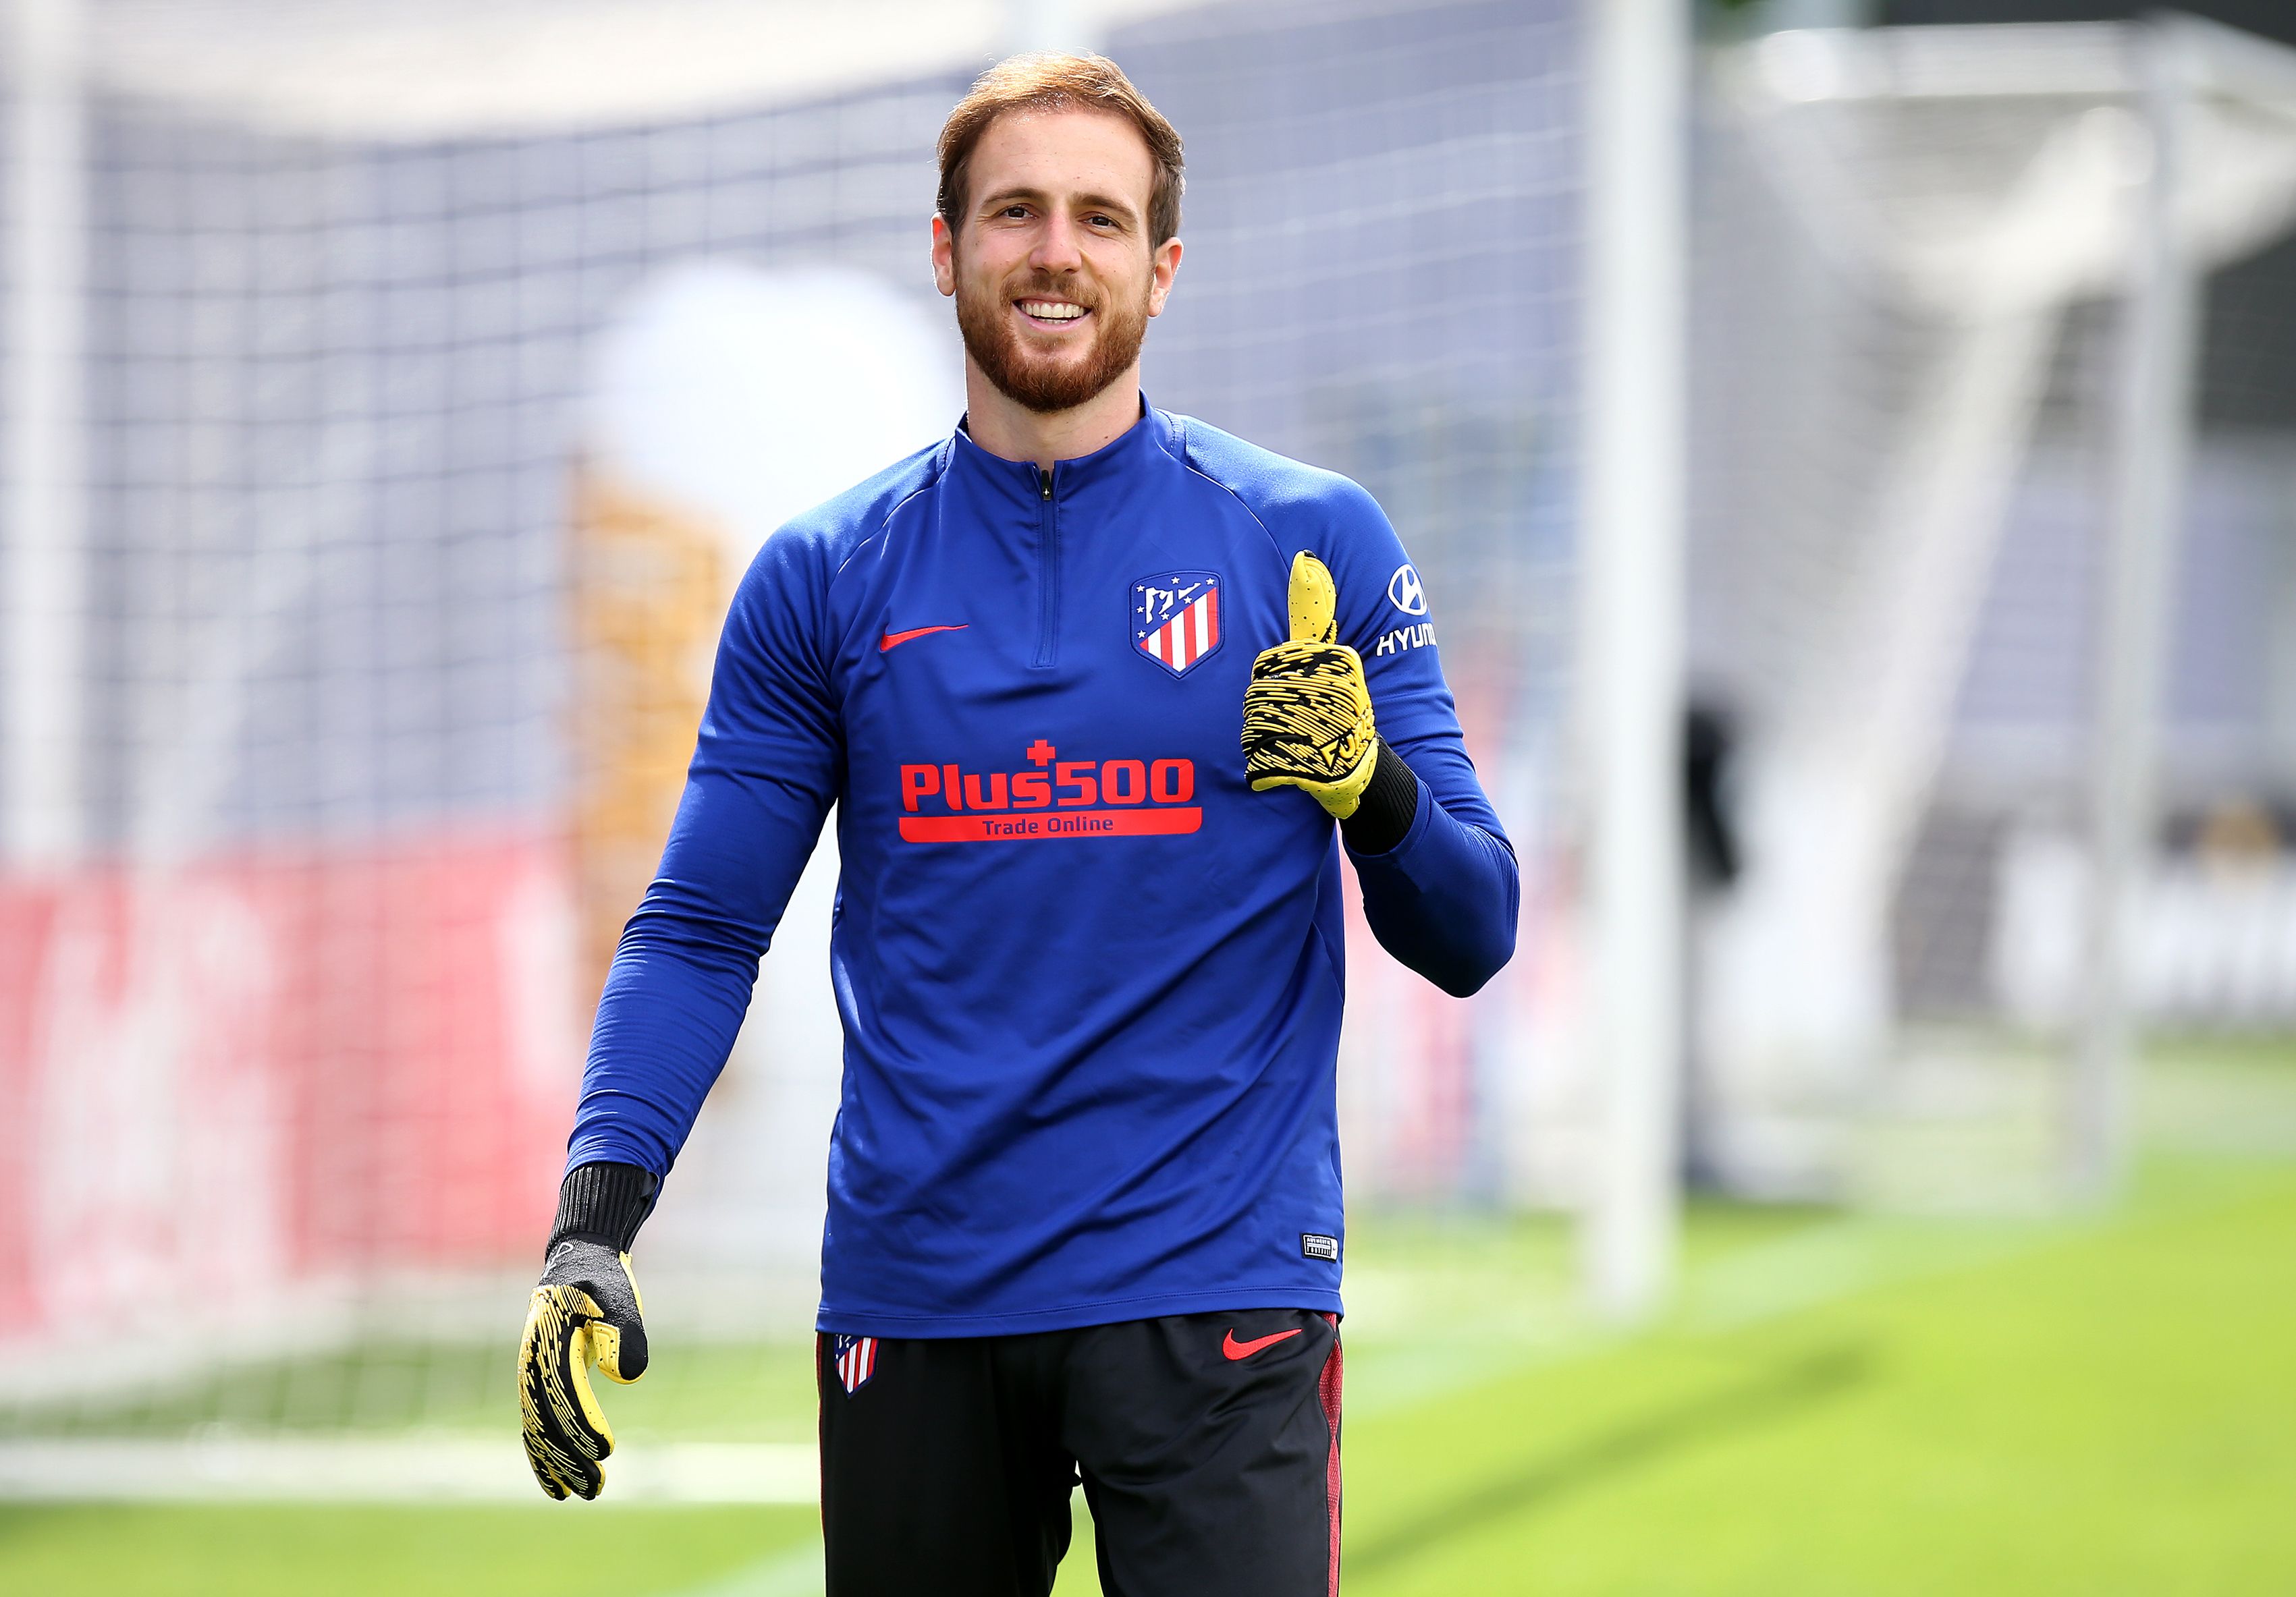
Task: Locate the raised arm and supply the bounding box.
[1240,483,1518,998]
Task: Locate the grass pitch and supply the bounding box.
[5,1046,2292,1595]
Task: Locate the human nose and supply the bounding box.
[1030,210,1085,275]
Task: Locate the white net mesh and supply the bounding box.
[8,2,2296,1485]
[1689,22,2296,1202]
[0,0,1587,1460]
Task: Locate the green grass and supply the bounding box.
[0,1505,821,1597]
[1341,1158,2296,1596]
[7,1044,2294,1596]
[7,1320,824,1445]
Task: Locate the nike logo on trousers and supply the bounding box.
[1222,1328,1303,1361]
[881,624,968,652]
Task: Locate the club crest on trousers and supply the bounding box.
[833,1334,879,1395]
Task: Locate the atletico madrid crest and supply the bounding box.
[832,1334,878,1395]
[1132,570,1222,675]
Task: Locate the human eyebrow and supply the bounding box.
[1071,193,1140,227]
[977,185,1049,217]
[975,186,1140,228]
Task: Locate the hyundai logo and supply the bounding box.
[1387,563,1427,616]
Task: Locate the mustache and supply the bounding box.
[1006,271,1098,307]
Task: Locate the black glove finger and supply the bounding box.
[544,1241,650,1384]
[518,1285,612,1501]
[590,1305,649,1385]
[1244,704,1365,781]
[1246,699,1361,755]
[1249,641,1357,682]
[519,1317,603,1499]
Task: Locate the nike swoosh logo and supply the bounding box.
[1222,1328,1304,1362]
[880,624,967,652]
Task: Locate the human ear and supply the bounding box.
[931,215,958,298]
[1147,235,1182,317]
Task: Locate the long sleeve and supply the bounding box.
[1344,741,1519,997]
[565,528,844,1177]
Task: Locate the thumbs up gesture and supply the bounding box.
[1242,552,1381,818]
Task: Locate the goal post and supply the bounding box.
[2074,14,2199,1200]
[3,0,86,868]
[1579,0,1690,1322]
[2073,11,2296,1196]
[1691,18,2296,1205]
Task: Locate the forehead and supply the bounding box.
[966,106,1155,213]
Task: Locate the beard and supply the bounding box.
[956,264,1150,415]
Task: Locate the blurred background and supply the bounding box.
[2,0,2293,1592]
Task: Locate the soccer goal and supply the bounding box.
[0,0,1593,1498]
[8,0,2296,1501]
[1685,16,2296,1207]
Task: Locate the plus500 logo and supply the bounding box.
[896,744,1200,843]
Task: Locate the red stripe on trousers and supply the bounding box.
[1320,1314,1344,1596]
[815,1335,827,1535]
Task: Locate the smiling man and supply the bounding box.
[516,53,1519,1597]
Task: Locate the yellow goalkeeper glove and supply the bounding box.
[518,1162,655,1501]
[1242,551,1379,818]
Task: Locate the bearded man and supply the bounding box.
[518,52,1518,1597]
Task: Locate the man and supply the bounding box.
[519,53,1517,1597]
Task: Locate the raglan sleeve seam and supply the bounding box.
[1174,431,1291,569]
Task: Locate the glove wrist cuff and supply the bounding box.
[549,1161,658,1255]
[1340,737,1419,856]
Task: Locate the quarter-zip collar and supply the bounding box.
[946,392,1175,511]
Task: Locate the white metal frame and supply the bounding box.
[2071,11,2296,1196]
[1701,16,2296,1205]
[5,0,86,868]
[1580,0,1689,1320]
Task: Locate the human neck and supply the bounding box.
[960,359,1144,470]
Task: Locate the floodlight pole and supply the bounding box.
[5,0,86,868]
[2073,15,2197,1199]
[1580,0,1688,1320]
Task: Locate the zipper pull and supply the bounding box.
[1039,467,1054,501]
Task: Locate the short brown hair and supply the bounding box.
[936,54,1184,250]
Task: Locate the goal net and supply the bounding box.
[0,0,1586,1490]
[9,0,2296,1497]
[1687,19,2296,1204]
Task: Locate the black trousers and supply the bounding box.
[817,1308,1342,1597]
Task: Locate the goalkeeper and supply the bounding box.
[520,51,1517,1597]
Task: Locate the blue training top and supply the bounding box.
[569,399,1519,1337]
